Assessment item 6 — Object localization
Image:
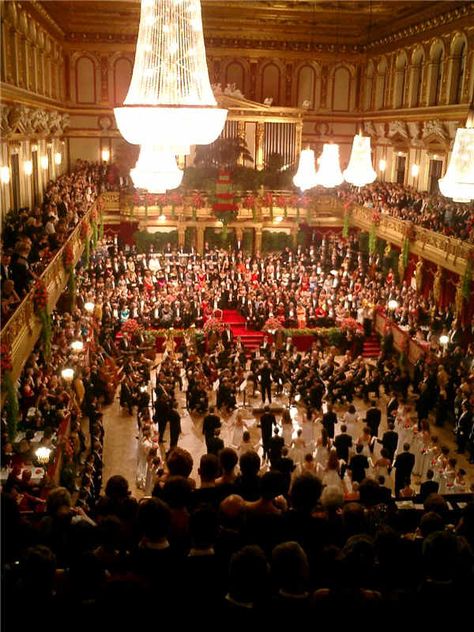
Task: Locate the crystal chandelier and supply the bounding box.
[114,0,227,155]
[438,126,474,203]
[130,146,183,193]
[343,133,377,187]
[293,148,318,192]
[315,143,344,188]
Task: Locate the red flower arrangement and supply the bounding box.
[262,317,284,333]
[243,195,256,210]
[262,192,274,208]
[372,211,381,226]
[80,220,90,240]
[0,343,13,372]
[121,319,143,335]
[203,317,225,335]
[340,317,360,332]
[63,244,74,268]
[191,192,204,209]
[276,195,288,210]
[404,221,416,240]
[33,280,48,313]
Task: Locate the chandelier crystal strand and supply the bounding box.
[130,146,183,193]
[438,127,474,203]
[315,144,344,187]
[293,148,318,192]
[114,0,227,152]
[343,133,377,187]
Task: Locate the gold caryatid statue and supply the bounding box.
[415,259,424,293]
[433,265,442,306]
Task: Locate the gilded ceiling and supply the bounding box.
[37,0,471,46]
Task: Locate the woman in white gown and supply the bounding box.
[281,407,294,448]
[136,427,153,490]
[314,428,331,470]
[439,457,457,494]
[321,449,346,494]
[301,411,315,453]
[231,411,248,448]
[291,429,307,466]
[412,420,432,478]
[342,404,359,440]
[372,448,394,495]
[356,426,374,457]
[144,447,161,495]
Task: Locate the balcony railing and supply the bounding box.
[350,205,473,275]
[0,199,101,385]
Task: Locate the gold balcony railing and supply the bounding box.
[350,205,473,275]
[1,199,101,385]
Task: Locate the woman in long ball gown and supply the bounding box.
[321,449,346,493]
[231,411,248,448]
[136,427,153,490]
[372,448,394,495]
[281,407,294,447]
[291,429,306,466]
[314,427,331,470]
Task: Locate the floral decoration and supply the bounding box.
[203,317,225,335]
[262,317,284,333]
[121,318,143,335]
[33,280,48,313]
[63,243,74,267]
[339,317,360,332]
[1,343,13,372]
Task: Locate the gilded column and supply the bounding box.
[295,121,303,164]
[177,224,186,249]
[196,225,205,254]
[285,62,293,106]
[254,228,262,254]
[249,60,258,101]
[255,122,264,171]
[237,121,246,165]
[100,56,109,103]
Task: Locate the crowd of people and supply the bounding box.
[80,235,469,358]
[0,160,118,324]
[339,181,474,242]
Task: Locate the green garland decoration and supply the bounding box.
[4,371,19,441]
[368,224,377,254]
[342,211,350,238]
[402,237,410,268]
[67,265,76,310]
[99,212,104,240]
[91,220,98,249]
[462,259,472,300]
[39,309,52,359]
[83,236,90,267]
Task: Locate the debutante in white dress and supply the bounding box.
[136,436,153,490]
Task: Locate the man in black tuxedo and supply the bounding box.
[259,405,276,462]
[348,445,369,484]
[258,361,273,404]
[365,400,381,439]
[378,422,398,462]
[0,250,12,282]
[394,443,415,496]
[418,469,439,501]
[202,407,221,451]
[222,324,233,349]
[456,403,472,454]
[386,392,399,423]
[268,426,285,467]
[333,424,352,464]
[167,404,181,449]
[322,403,338,439]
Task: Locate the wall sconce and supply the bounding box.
[54,152,62,166]
[40,155,49,170]
[411,164,420,177]
[101,149,110,162]
[35,446,52,465]
[24,160,33,176]
[61,367,75,382]
[10,145,20,155]
[70,340,84,352]
[159,214,166,221]
[378,159,386,172]
[0,166,10,184]
[31,144,38,152]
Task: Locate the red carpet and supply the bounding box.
[223,309,264,351]
[362,334,381,358]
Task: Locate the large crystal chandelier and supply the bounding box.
[114,0,227,156]
[438,126,474,203]
[293,148,318,191]
[343,133,377,187]
[315,143,344,188]
[130,146,183,193]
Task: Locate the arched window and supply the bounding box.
[225,62,245,95]
[332,66,350,111]
[394,53,407,109]
[410,48,425,108]
[374,59,387,109]
[363,61,374,111]
[297,65,317,109]
[428,43,444,106]
[114,57,133,106]
[76,56,96,103]
[450,39,466,104]
[261,63,281,105]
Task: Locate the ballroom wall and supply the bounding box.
[1,0,473,216]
